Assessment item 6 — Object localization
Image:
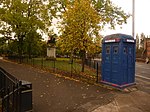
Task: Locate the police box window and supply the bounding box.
[106,46,110,54]
[129,48,132,54]
[113,46,118,54]
[123,47,127,54]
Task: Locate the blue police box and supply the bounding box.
[101,33,136,88]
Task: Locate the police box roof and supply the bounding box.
[104,33,133,40]
[103,33,135,43]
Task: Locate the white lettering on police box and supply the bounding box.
[127,39,134,43]
[105,39,116,43]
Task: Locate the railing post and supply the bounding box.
[96,62,99,83]
[71,59,73,77]
[18,81,22,112]
[27,57,28,64]
[53,60,55,72]
[12,84,15,112]
[6,87,10,112]
[94,60,95,69]
[2,89,4,112]
[16,83,18,111]
[30,58,32,65]
[41,58,43,68]
[3,75,6,92]
[0,73,2,91]
[33,58,34,66]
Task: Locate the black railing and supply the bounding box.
[1,82,22,112]
[7,57,100,83]
[85,59,102,82]
[0,67,22,112]
[85,59,101,71]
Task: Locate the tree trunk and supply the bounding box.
[18,45,22,63]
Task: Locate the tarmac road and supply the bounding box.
[135,62,150,94]
[136,62,150,79]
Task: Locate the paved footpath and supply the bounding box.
[0,59,150,112]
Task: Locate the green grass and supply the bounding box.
[22,58,97,78]
[57,58,70,61]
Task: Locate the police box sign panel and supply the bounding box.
[104,38,120,43]
[105,39,135,43]
[126,39,135,43]
[105,39,116,43]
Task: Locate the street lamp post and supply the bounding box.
[132,0,135,38]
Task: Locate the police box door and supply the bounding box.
[122,43,135,84]
[103,44,112,82]
[128,44,135,83]
[103,43,119,83]
[111,44,120,84]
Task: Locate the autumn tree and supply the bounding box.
[57,0,130,72]
[140,33,146,49]
[54,0,130,28]
[87,35,103,59]
[0,0,57,59]
[0,21,12,55]
[58,0,101,72]
[136,34,139,49]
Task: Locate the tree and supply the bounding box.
[24,30,43,58]
[136,34,139,48]
[87,35,103,59]
[0,37,8,55]
[58,0,101,72]
[140,33,146,49]
[0,0,56,60]
[57,0,130,72]
[136,34,142,58]
[54,0,130,28]
[92,0,130,29]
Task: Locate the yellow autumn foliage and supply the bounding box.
[58,0,101,55]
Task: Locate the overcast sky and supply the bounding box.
[101,0,150,37]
